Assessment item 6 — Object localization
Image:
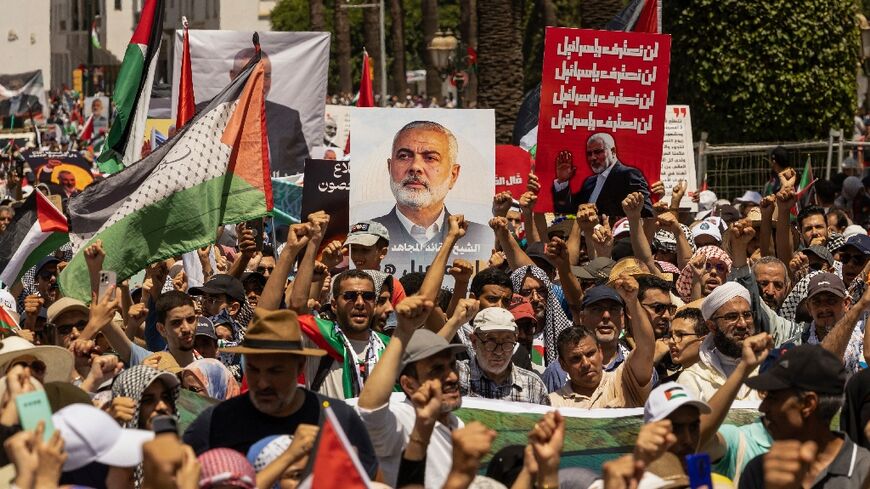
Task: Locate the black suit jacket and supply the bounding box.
[196,99,309,176]
[552,161,654,218]
[373,207,493,276]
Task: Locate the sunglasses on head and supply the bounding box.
[341,291,377,302]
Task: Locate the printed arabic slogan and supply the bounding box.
[536,27,671,214]
[302,158,350,245]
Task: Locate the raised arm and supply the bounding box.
[445,259,473,318]
[699,333,772,460]
[822,284,870,361]
[491,216,535,269]
[227,225,257,279]
[260,224,310,311]
[759,195,776,257]
[438,298,480,341]
[774,183,797,268]
[545,237,583,312]
[78,286,128,362]
[357,295,433,410]
[524,174,542,245]
[614,274,655,386]
[287,212,329,314]
[623,192,661,278]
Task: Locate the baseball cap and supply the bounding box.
[695,190,718,220]
[52,403,155,471]
[581,285,624,309]
[508,296,537,326]
[803,245,834,266]
[195,316,218,340]
[735,190,762,205]
[344,221,390,247]
[400,329,466,370]
[46,297,89,324]
[691,219,722,244]
[572,257,615,281]
[839,234,870,255]
[472,308,517,333]
[805,272,846,300]
[189,274,246,304]
[745,344,846,394]
[643,381,711,423]
[611,217,631,237]
[34,256,61,276]
[843,225,867,239]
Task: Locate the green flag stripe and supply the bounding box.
[59,174,267,302]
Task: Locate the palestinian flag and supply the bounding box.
[59,48,272,302]
[96,0,164,174]
[0,191,69,287]
[90,20,102,49]
[298,406,373,489]
[796,156,817,212]
[0,306,19,336]
[298,314,395,398]
[78,114,93,142]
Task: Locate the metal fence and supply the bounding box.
[695,130,867,202]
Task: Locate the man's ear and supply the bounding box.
[156,322,167,339]
[399,374,418,397]
[229,301,241,316]
[705,319,717,334]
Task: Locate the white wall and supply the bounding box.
[0,0,52,88]
[219,0,272,32]
[103,0,135,63]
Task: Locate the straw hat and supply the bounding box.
[0,336,74,383]
[221,308,325,356]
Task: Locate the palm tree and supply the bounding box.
[308,0,325,31]
[477,0,524,142]
[389,0,408,97]
[363,5,383,98]
[334,1,353,95]
[422,0,441,101]
[579,0,623,28]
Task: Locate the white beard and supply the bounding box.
[390,175,452,210]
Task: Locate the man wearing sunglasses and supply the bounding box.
[834,234,870,287]
[637,276,679,381]
[45,297,89,348]
[456,307,548,404]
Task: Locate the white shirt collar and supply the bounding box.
[395,206,446,243]
[596,162,616,179]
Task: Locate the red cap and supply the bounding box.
[509,294,537,325]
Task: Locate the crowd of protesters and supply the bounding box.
[5,126,870,489]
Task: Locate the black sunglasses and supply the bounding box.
[52,319,88,335]
[341,291,377,302]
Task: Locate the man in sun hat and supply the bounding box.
[183,307,379,479]
[0,335,73,383]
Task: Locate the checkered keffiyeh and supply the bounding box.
[675,246,733,301]
[510,265,571,364]
[198,448,257,489]
[111,365,180,489]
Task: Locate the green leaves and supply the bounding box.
[665,0,860,143]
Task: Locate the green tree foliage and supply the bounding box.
[665,0,860,143]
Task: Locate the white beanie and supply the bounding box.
[700,282,751,320]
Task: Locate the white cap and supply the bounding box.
[844,224,867,239]
[643,382,711,423]
[694,190,718,220]
[611,217,631,237]
[53,403,155,471]
[691,219,722,244]
[472,308,517,333]
[735,190,762,205]
[344,221,390,247]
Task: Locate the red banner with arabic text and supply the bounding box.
[536,27,671,213]
[495,145,533,200]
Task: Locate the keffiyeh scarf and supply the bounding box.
[675,246,733,302]
[510,265,571,364]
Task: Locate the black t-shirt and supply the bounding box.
[182,388,379,478]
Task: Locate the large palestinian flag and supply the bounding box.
[0,191,68,287]
[96,0,164,174]
[59,49,273,302]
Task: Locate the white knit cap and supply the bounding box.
[700,282,751,320]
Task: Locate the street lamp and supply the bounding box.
[427,29,467,108]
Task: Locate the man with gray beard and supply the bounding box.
[373,120,490,273]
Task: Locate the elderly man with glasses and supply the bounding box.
[457,307,549,404]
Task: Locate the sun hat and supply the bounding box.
[220,308,326,356]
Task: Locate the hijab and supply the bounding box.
[181,358,240,401]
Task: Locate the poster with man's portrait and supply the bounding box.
[171,31,330,177]
[350,108,495,278]
[84,96,110,134]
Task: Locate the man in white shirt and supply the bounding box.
[357,296,468,488]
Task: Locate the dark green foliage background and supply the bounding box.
[664,0,860,143]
